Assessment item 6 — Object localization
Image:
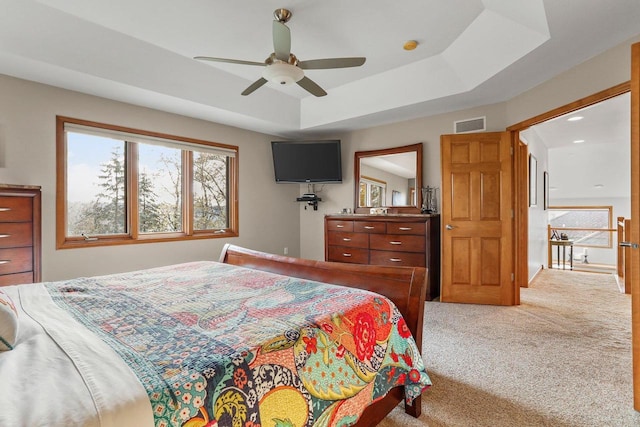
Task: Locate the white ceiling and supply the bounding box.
[533,94,630,150]
[1,0,640,138]
[530,93,631,200]
[361,152,417,179]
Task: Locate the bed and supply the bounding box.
[0,244,430,426]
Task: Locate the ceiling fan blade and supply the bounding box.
[297,76,327,97]
[298,57,366,70]
[273,21,291,61]
[194,56,265,67]
[241,78,268,96]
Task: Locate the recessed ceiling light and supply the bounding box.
[567,116,583,122]
[403,40,418,51]
[573,139,585,143]
[594,184,604,188]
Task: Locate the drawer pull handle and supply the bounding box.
[342,253,352,257]
[390,258,402,262]
[0,208,10,212]
[0,234,10,238]
[336,224,345,228]
[0,260,10,265]
[390,241,402,245]
[364,226,375,230]
[399,227,412,231]
[342,238,351,242]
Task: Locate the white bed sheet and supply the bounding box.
[0,283,154,427]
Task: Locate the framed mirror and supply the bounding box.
[354,143,422,214]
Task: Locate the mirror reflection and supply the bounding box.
[358,152,417,207]
[354,143,422,213]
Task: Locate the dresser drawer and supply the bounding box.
[0,197,33,222]
[370,250,426,267]
[325,213,440,301]
[370,234,425,252]
[327,231,368,248]
[0,222,33,248]
[0,271,34,287]
[327,246,369,264]
[386,222,426,235]
[0,247,33,275]
[354,221,386,234]
[326,220,354,232]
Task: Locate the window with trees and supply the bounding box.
[359,176,386,207]
[57,116,238,248]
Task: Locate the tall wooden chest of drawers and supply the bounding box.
[0,185,41,286]
[325,214,440,300]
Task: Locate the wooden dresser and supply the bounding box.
[0,185,41,287]
[325,214,440,301]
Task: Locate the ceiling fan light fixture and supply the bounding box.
[196,8,364,96]
[262,62,304,85]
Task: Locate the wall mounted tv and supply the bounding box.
[271,140,342,183]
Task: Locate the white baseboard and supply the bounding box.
[528,264,544,286]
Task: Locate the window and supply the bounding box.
[548,206,613,248]
[57,116,238,248]
[359,176,386,207]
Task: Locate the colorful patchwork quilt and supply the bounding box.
[46,261,431,427]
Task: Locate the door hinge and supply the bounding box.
[510,146,514,155]
[511,273,515,281]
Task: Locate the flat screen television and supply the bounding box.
[271,140,342,183]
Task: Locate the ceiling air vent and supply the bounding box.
[454,116,486,134]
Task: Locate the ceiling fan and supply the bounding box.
[194,8,366,97]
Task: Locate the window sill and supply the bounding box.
[57,230,239,250]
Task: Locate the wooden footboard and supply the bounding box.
[219,244,427,424]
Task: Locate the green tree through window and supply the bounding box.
[58,116,238,248]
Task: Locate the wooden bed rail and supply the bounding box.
[219,244,428,346]
[219,244,428,424]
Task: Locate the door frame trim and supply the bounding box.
[515,139,528,293]
[630,42,639,411]
[507,82,630,131]
[506,81,630,294]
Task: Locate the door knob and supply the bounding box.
[446,224,455,230]
[620,241,639,249]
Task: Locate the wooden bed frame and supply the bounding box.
[219,244,428,425]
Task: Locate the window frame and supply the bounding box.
[56,116,239,249]
[359,175,387,207]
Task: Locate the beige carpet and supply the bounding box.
[379,269,640,427]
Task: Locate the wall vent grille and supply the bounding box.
[454,116,486,134]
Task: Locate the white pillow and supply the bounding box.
[0,289,19,351]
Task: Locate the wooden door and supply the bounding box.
[440,132,515,305]
[630,41,640,411]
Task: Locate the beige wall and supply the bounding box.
[0,74,300,281]
[506,35,640,126]
[2,34,639,278]
[301,34,640,262]
[506,34,640,279]
[300,102,509,260]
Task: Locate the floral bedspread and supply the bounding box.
[46,261,431,427]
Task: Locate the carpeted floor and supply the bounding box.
[378,269,640,426]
